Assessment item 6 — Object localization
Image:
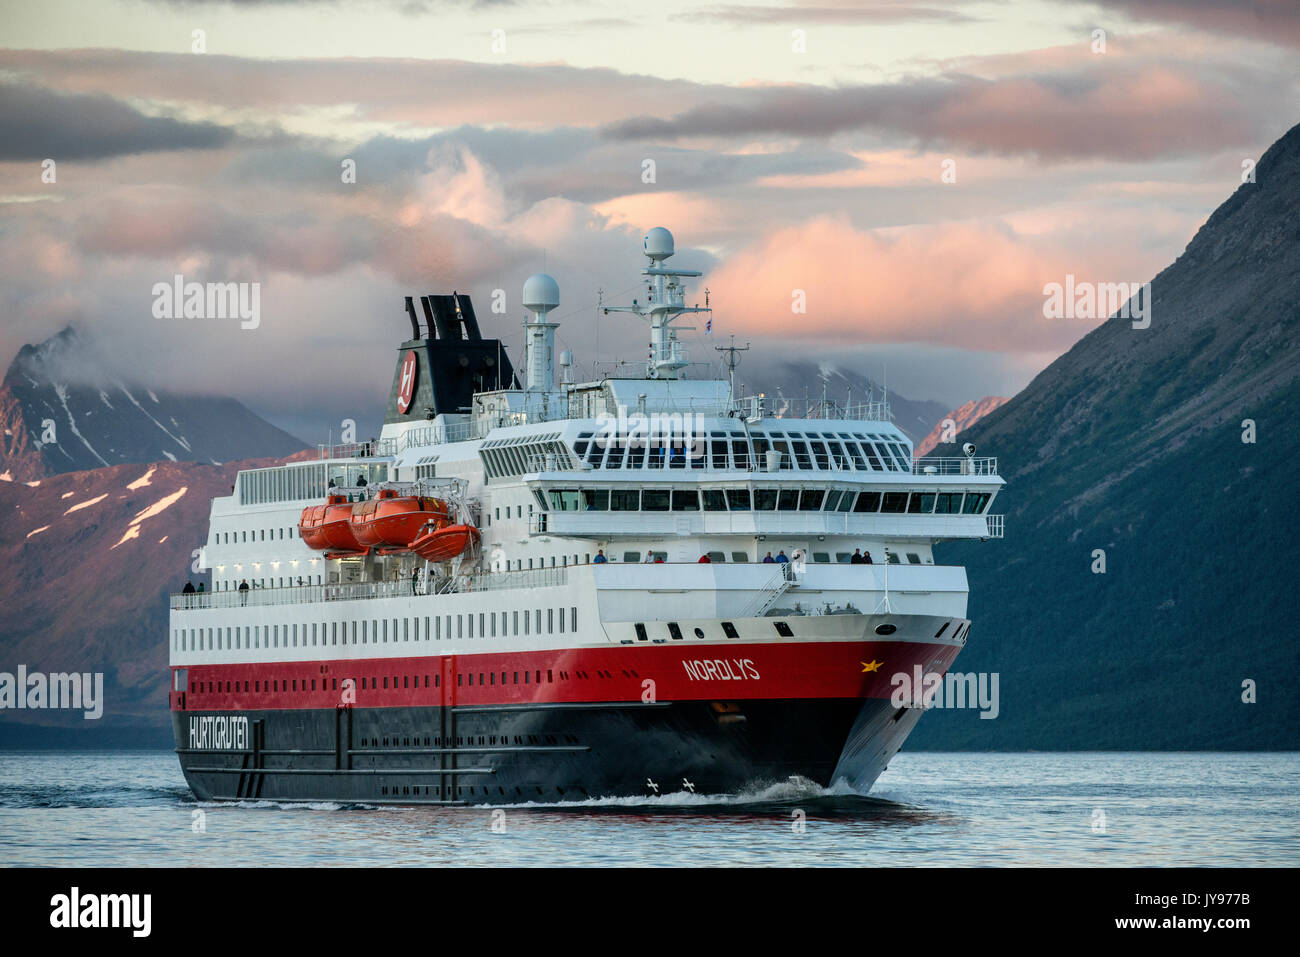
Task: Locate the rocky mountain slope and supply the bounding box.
[914,396,1009,456]
[1,325,306,481]
[0,452,312,746]
[910,121,1300,750]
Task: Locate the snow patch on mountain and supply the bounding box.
[64,493,107,514]
[126,467,156,490]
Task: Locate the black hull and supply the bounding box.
[174,697,911,805]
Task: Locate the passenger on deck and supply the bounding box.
[775,550,789,564]
[593,549,608,563]
[411,569,420,595]
[197,582,205,593]
[698,553,712,563]
[863,551,873,564]
[851,548,863,564]
[762,552,775,563]
[239,580,249,605]
[643,549,655,563]
[182,581,195,593]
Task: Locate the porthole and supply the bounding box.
[875,623,897,636]
[694,627,705,639]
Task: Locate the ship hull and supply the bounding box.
[173,695,920,805]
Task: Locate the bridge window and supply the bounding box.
[702,489,727,510]
[611,489,640,511]
[582,489,609,510]
[755,489,779,510]
[727,489,751,510]
[671,490,699,511]
[731,439,750,470]
[908,492,936,513]
[798,489,824,510]
[881,492,908,513]
[935,492,964,513]
[962,492,992,514]
[549,489,581,511]
[777,489,800,511]
[642,490,670,511]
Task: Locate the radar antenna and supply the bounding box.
[603,227,710,379]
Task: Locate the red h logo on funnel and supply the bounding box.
[397,351,418,413]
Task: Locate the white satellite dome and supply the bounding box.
[522,273,560,313]
[643,227,674,261]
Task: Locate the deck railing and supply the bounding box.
[171,566,573,612]
[913,456,999,476]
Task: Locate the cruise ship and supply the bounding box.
[168,228,1004,805]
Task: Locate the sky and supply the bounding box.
[1,0,1296,442]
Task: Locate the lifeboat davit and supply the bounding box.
[410,523,481,563]
[299,493,364,553]
[349,490,451,549]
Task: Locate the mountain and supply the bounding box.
[909,121,1300,750]
[0,452,312,747]
[0,325,307,481]
[914,397,1010,456]
[740,359,952,446]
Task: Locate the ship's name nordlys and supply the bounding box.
[682,658,759,681]
[188,715,249,749]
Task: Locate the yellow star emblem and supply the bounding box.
[861,659,883,673]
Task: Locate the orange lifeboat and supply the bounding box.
[349,490,450,549]
[410,523,480,562]
[299,493,363,552]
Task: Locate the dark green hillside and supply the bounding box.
[909,123,1300,750]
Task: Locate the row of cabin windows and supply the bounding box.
[542,487,993,515]
[215,526,297,545]
[572,430,913,473]
[174,607,579,652]
[185,667,639,695]
[492,504,533,521]
[184,670,561,695]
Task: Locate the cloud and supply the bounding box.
[1092,0,1300,50]
[703,215,1129,353]
[604,63,1282,160]
[0,80,234,160]
[683,3,981,25]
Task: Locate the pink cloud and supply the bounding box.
[704,216,1123,353]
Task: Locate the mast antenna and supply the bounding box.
[714,334,750,399]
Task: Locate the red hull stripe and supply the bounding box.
[171,640,961,712]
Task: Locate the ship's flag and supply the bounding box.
[705,317,713,335]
